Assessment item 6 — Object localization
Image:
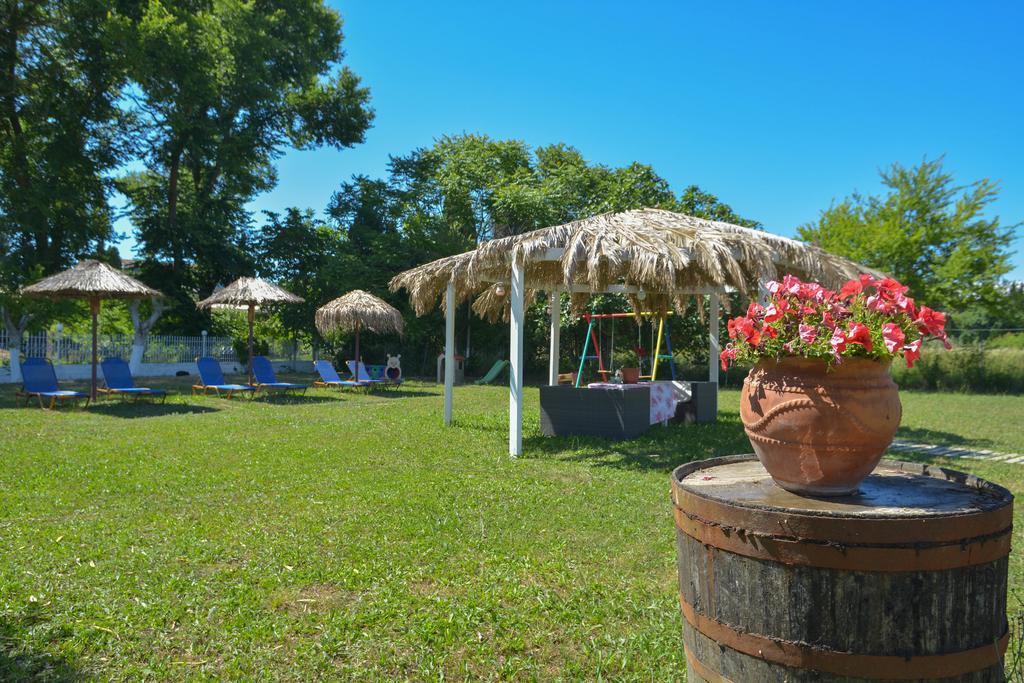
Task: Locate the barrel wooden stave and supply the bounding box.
[677,531,1008,657]
[682,622,1004,683]
[672,455,1013,682]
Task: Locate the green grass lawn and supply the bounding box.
[0,378,1021,680]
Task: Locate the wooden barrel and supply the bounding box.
[671,455,1014,682]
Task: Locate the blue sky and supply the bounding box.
[127,1,1024,278]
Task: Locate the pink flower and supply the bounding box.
[779,274,802,296]
[865,294,894,314]
[763,303,784,323]
[846,322,873,352]
[746,302,765,318]
[799,324,817,344]
[830,328,847,357]
[904,338,922,368]
[882,323,905,353]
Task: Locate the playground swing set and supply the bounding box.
[574,312,676,388]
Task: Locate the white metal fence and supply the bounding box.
[0,331,310,368]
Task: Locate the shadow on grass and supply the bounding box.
[895,426,998,450]
[86,401,220,418]
[365,390,437,399]
[251,393,339,405]
[524,411,752,473]
[0,614,80,681]
[452,414,507,433]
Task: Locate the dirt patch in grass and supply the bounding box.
[268,584,361,615]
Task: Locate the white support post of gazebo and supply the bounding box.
[444,281,455,426]
[509,260,525,457]
[548,287,561,386]
[708,292,720,384]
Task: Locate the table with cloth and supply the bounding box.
[586,382,680,424]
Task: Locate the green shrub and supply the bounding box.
[232,338,270,363]
[987,332,1024,350]
[891,348,1024,394]
[674,348,1024,394]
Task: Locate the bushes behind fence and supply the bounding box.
[674,348,1024,394]
[891,348,1024,393]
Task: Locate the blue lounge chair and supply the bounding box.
[251,356,307,395]
[346,360,389,388]
[16,357,90,409]
[192,357,255,399]
[313,360,364,390]
[99,358,167,402]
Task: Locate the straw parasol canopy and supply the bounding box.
[197,277,303,384]
[21,259,163,400]
[390,208,882,318]
[315,290,404,368]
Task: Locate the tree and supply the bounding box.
[128,297,164,372]
[0,0,130,377]
[320,134,760,374]
[120,0,373,331]
[798,158,1016,314]
[255,207,347,345]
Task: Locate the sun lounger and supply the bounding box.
[251,356,307,394]
[347,360,393,388]
[99,358,167,402]
[313,360,364,390]
[192,357,256,399]
[16,357,90,409]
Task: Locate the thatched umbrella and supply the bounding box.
[315,290,404,370]
[21,259,163,400]
[390,208,882,318]
[197,277,303,384]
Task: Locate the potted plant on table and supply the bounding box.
[720,274,950,496]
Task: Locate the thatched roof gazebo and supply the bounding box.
[315,290,404,371]
[21,259,163,400]
[390,208,878,456]
[197,277,303,384]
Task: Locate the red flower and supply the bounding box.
[727,316,744,339]
[763,325,779,339]
[846,322,873,352]
[746,302,765,318]
[882,322,905,353]
[876,278,909,297]
[915,306,946,335]
[719,347,737,370]
[746,325,762,347]
[838,278,862,300]
[904,338,922,368]
[799,324,817,344]
[729,316,761,347]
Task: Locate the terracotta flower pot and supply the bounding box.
[619,367,641,384]
[740,357,901,496]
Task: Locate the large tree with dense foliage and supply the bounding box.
[119,0,373,331]
[0,0,131,375]
[798,158,1016,316]
[255,134,758,373]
